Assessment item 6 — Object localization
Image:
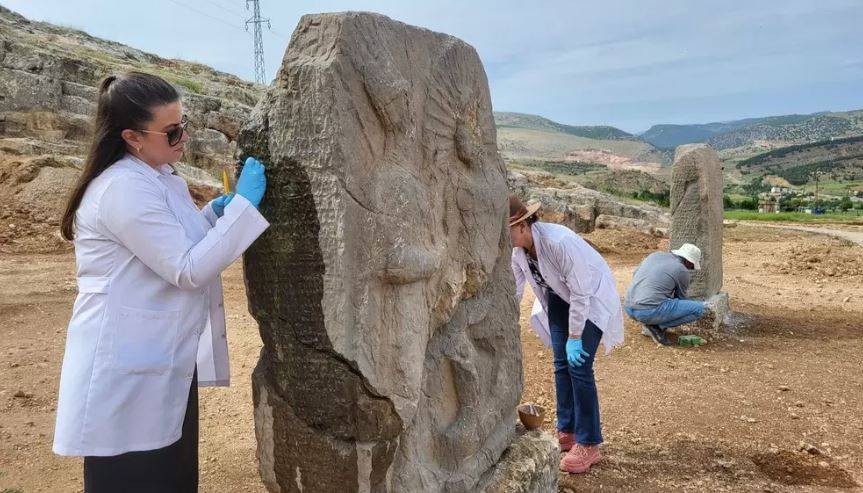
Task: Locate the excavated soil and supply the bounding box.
[1,223,862,492]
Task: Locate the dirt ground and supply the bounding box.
[1,224,862,492]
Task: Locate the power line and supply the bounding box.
[165,0,281,83]
[267,27,289,41]
[165,0,246,32]
[216,0,248,13]
[202,0,247,18]
[245,0,270,84]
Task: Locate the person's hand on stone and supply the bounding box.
[236,157,267,209]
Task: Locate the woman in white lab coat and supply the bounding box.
[509,195,624,475]
[53,71,270,492]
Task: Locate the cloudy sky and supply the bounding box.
[5,0,862,132]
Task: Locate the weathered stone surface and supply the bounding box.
[0,67,63,111]
[595,214,667,237]
[707,292,730,328]
[240,12,528,492]
[507,171,530,199]
[0,6,257,252]
[205,110,243,141]
[15,163,80,218]
[478,430,559,493]
[0,6,259,173]
[508,170,670,236]
[681,293,731,334]
[185,127,234,170]
[670,144,724,299]
[0,111,89,142]
[172,161,222,189]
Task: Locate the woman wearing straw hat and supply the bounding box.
[508,195,624,474]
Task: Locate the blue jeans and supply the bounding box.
[625,299,705,330]
[548,292,603,445]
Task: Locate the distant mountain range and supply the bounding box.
[493,109,863,196]
[495,112,636,141]
[736,135,863,186]
[640,109,863,150]
[493,112,667,168]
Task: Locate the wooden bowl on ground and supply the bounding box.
[517,403,545,430]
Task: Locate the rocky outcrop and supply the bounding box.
[239,12,556,493]
[508,170,670,237]
[0,6,256,252]
[0,151,81,252]
[576,167,669,195]
[0,141,222,253]
[0,5,259,170]
[478,431,559,493]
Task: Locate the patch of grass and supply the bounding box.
[496,127,659,162]
[168,76,204,94]
[511,159,607,176]
[44,35,209,96]
[799,180,863,195]
[726,193,751,202]
[724,210,863,224]
[629,190,670,207]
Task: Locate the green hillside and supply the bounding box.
[495,112,636,141]
[494,112,665,165]
[641,109,863,150]
[736,135,863,186]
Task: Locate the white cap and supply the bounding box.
[672,243,702,270]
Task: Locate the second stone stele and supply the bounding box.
[670,143,731,329]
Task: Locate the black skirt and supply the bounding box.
[83,370,199,493]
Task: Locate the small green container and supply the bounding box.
[678,335,706,347]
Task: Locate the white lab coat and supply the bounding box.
[512,222,624,354]
[529,298,552,347]
[53,154,269,457]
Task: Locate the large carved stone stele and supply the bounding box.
[239,12,557,493]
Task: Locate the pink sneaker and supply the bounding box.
[560,444,601,474]
[557,431,575,452]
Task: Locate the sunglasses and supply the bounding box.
[136,116,188,146]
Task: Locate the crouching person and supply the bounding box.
[624,244,706,345]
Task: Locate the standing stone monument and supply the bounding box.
[670,144,729,327]
[239,12,557,493]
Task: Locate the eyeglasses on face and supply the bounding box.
[136,116,188,146]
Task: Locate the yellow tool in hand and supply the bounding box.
[221,167,233,194]
[221,159,243,195]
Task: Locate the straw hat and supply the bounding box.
[508,195,541,226]
[671,243,702,270]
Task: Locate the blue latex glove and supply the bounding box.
[210,193,235,218]
[236,157,267,208]
[566,338,590,367]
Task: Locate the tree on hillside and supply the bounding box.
[737,196,758,210]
